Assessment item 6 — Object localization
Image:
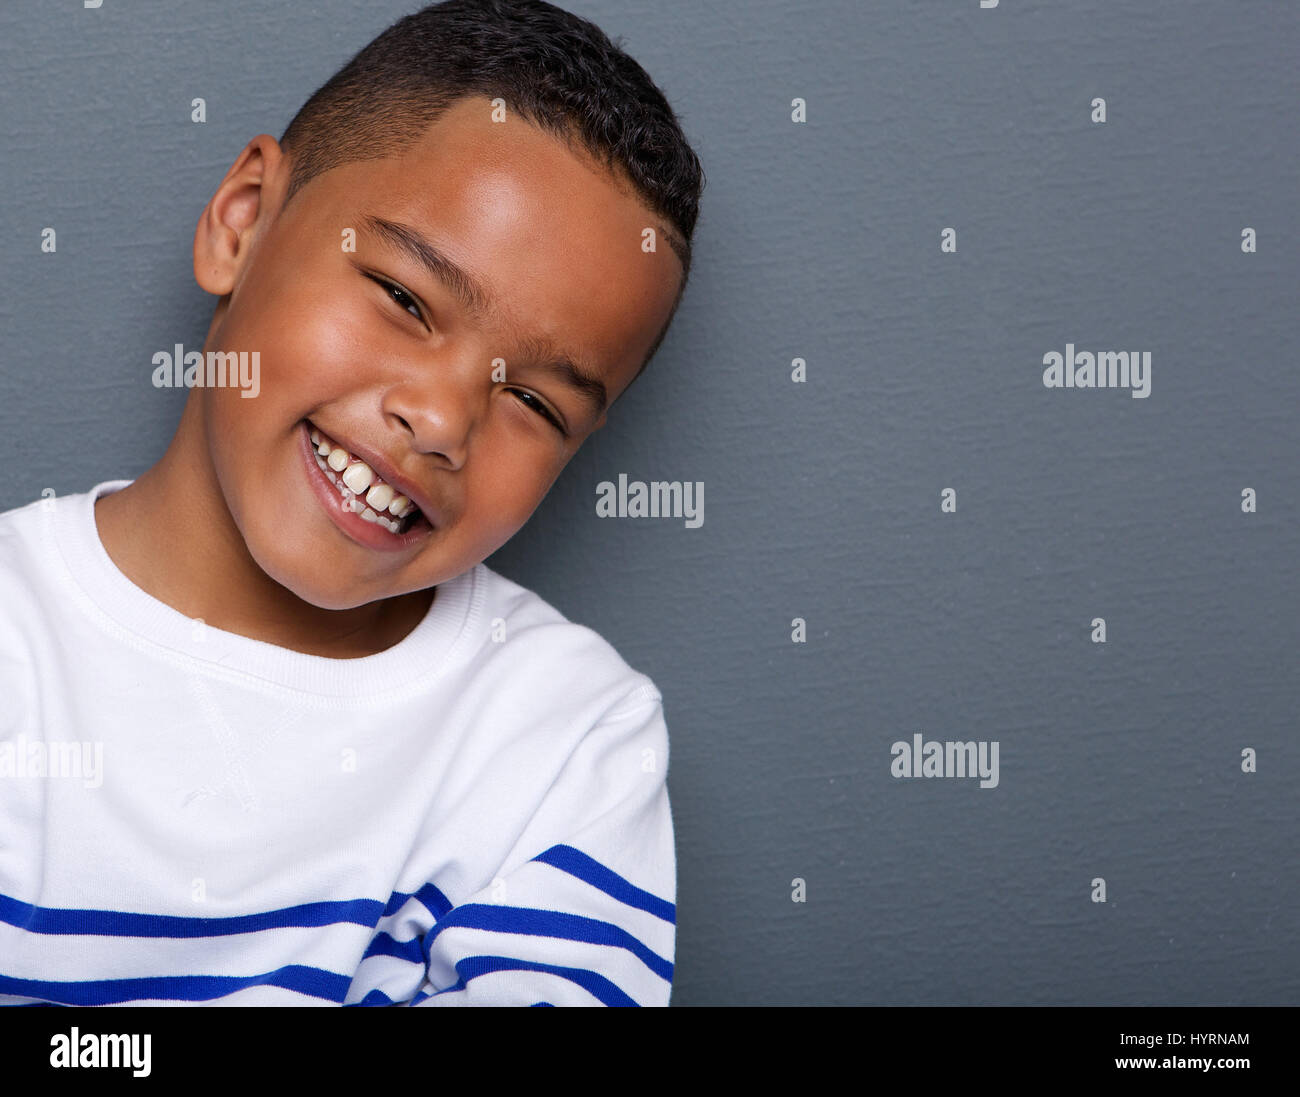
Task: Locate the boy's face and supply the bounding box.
[194,97,682,610]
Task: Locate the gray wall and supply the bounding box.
[2,0,1295,1005]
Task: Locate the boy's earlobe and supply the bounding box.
[192,135,285,297]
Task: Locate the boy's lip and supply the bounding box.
[302,417,441,529]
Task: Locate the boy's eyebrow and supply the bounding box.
[516,334,609,419]
[360,214,608,418]
[362,215,496,322]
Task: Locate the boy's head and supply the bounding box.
[187,0,704,612]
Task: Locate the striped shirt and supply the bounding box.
[0,481,675,1006]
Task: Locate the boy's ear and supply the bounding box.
[193,134,286,297]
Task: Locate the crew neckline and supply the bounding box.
[49,479,482,698]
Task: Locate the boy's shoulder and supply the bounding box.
[471,562,663,713]
[0,493,70,701]
[0,483,124,595]
[0,490,51,540]
[0,492,55,602]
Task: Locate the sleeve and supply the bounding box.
[409,690,676,1007]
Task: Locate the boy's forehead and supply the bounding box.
[297,97,681,407]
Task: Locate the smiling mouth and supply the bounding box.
[308,424,428,536]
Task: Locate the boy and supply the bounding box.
[0,0,703,1006]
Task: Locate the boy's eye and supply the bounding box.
[366,273,425,324]
[512,389,567,436]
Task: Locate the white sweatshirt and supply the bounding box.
[0,481,675,1006]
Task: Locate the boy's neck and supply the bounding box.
[93,401,433,659]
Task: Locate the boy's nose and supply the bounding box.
[380,368,478,472]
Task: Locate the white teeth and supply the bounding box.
[311,426,422,533]
[342,461,374,494]
[366,482,394,511]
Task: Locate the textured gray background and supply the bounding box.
[1,0,1296,1005]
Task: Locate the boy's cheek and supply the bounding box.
[225,280,369,395]
[466,482,553,557]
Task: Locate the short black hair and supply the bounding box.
[278,0,705,380]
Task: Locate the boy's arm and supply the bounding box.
[410,692,676,1007]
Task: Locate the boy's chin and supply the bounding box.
[269,570,390,612]
[247,544,401,612]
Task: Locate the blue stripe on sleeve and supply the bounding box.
[382,891,411,917]
[0,964,350,1005]
[362,931,426,965]
[424,903,672,982]
[381,882,452,920]
[530,845,675,924]
[410,882,453,919]
[2,877,454,940]
[433,955,639,1006]
[0,892,384,938]
[349,988,398,1006]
